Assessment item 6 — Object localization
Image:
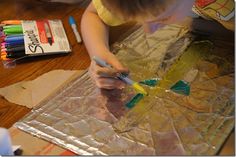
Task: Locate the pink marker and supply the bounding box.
[1,42,6,47]
[1,48,6,52]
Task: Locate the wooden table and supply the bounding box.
[0,0,91,128]
[0,0,234,155]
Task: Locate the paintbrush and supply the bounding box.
[93,56,148,95]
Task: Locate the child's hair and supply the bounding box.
[101,0,174,21]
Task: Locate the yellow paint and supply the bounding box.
[114,41,214,132]
[132,82,148,96]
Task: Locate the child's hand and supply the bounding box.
[89,54,129,89]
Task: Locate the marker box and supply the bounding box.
[0,19,71,68]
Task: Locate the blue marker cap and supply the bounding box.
[69,16,76,25]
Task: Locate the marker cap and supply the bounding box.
[69,16,76,25]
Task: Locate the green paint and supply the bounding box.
[126,78,159,109]
[170,80,190,96]
[126,93,144,109]
[139,78,160,87]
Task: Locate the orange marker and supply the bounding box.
[1,51,10,60]
[1,54,11,61]
[1,51,7,56]
[1,20,22,25]
[0,37,4,43]
[1,52,7,58]
[1,48,6,52]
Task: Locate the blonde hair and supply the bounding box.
[101,0,174,21]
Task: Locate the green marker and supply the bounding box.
[3,25,23,34]
[3,24,22,29]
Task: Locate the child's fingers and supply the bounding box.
[96,66,118,77]
[106,56,129,74]
[96,77,126,89]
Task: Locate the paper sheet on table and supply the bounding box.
[0,70,84,108]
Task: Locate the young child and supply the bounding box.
[81,0,234,90]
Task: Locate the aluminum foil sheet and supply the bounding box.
[15,24,234,155]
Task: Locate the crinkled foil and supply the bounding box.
[15,24,234,155]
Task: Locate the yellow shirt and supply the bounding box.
[93,0,126,26]
[93,0,235,31]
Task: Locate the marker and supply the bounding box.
[93,56,148,95]
[6,51,25,58]
[69,16,82,43]
[0,37,4,43]
[1,51,7,56]
[5,45,25,52]
[5,39,24,45]
[3,25,22,30]
[1,20,21,25]
[0,24,6,27]
[5,35,24,42]
[4,43,24,49]
[44,22,53,45]
[1,51,11,60]
[3,27,23,34]
[1,48,6,52]
[0,31,5,36]
[4,42,24,48]
[5,34,24,38]
[1,54,11,61]
[1,42,6,47]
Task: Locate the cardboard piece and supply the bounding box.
[0,70,84,108]
[9,127,76,155]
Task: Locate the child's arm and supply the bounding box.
[81,2,129,89]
